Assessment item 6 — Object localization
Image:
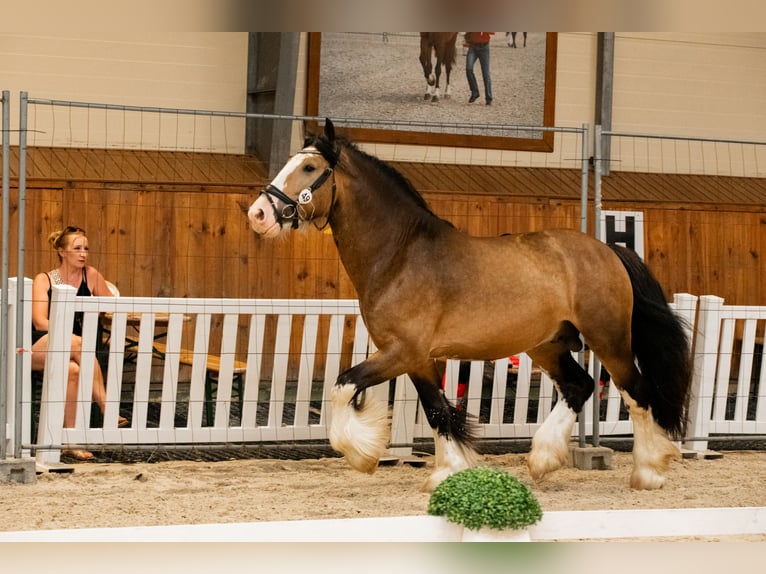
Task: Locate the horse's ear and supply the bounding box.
[324,118,335,142]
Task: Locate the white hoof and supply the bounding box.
[527,441,570,481]
[329,385,390,474]
[621,392,680,490]
[423,435,479,492]
[630,467,666,490]
[527,400,576,480]
[421,466,455,492]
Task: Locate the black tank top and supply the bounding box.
[31,268,93,342]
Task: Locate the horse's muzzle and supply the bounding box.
[247,195,281,237]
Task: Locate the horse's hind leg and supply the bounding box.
[596,350,680,489]
[443,62,453,99]
[527,337,594,481]
[409,362,478,491]
[430,61,442,102]
[419,42,434,100]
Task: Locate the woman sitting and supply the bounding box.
[31,226,128,461]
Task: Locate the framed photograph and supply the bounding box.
[306,32,558,152]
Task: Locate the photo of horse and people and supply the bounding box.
[315,32,547,139]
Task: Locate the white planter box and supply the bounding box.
[460,526,532,542]
[0,507,763,542]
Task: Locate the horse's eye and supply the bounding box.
[304,164,316,173]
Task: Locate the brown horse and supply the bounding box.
[419,33,457,102]
[506,32,527,48]
[247,119,692,492]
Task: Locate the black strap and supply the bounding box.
[261,168,334,229]
[263,184,297,209]
[309,168,333,192]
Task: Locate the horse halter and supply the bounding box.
[260,152,335,230]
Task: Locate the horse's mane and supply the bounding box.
[304,131,447,225]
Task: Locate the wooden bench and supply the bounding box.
[152,342,248,424]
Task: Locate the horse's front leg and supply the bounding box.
[329,350,407,474]
[409,362,479,491]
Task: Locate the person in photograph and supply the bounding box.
[465,32,494,105]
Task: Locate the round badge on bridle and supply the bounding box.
[298,189,313,205]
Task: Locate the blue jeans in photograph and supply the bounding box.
[466,43,492,103]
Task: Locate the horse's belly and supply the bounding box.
[429,317,559,362]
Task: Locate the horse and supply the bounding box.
[506,32,527,48]
[247,119,692,492]
[418,33,458,103]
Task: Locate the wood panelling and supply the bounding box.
[2,148,765,306]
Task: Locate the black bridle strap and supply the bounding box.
[260,167,334,229]
[313,178,337,231]
[307,167,333,194]
[260,185,300,229]
[262,184,296,210]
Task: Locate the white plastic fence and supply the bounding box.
[685,295,766,450]
[4,283,765,464]
[2,278,33,458]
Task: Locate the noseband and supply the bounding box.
[260,152,336,230]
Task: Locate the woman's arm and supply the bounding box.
[87,266,114,297]
[31,272,51,331]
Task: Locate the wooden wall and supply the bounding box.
[433,195,766,306]
[7,180,766,306]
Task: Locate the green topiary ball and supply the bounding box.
[428,466,543,531]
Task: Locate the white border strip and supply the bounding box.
[530,506,766,540]
[1,507,764,542]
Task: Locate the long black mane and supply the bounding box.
[304,129,448,226]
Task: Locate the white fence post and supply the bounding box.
[36,285,77,465]
[672,293,699,345]
[388,374,417,457]
[684,295,724,453]
[3,279,16,457]
[4,278,33,458]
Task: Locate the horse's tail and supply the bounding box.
[609,244,692,438]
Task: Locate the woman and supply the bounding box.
[31,226,128,461]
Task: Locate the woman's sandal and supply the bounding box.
[62,449,95,461]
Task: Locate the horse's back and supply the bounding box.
[460,228,622,278]
[483,229,631,302]
[422,228,632,358]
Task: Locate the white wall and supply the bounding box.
[3,31,764,164]
[612,33,766,140]
[0,32,248,152]
[608,33,766,175]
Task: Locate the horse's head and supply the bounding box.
[248,119,339,238]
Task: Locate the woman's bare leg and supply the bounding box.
[32,334,93,458]
[55,335,108,423]
[34,334,107,424]
[90,358,107,413]
[63,359,81,428]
